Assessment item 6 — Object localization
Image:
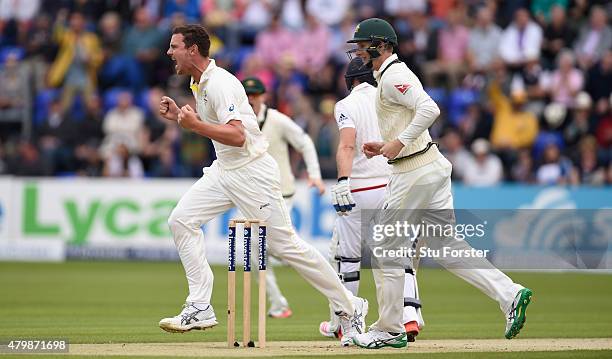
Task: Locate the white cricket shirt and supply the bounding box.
[190,59,268,170]
[257,104,321,197]
[334,82,391,187]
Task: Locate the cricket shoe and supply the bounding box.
[404,321,419,342]
[159,302,218,333]
[505,288,533,339]
[337,296,368,347]
[319,321,341,338]
[268,307,293,319]
[353,329,408,349]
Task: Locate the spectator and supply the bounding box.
[354,0,385,19]
[150,144,184,177]
[467,6,503,73]
[384,0,426,16]
[329,12,356,65]
[584,49,612,103]
[0,0,40,22]
[242,0,275,33]
[440,129,472,181]
[0,51,30,136]
[98,12,144,90]
[121,7,163,86]
[574,5,612,70]
[595,94,612,148]
[164,0,201,23]
[457,103,494,145]
[498,8,543,69]
[7,140,47,176]
[536,142,574,184]
[79,95,104,146]
[254,14,295,70]
[463,138,504,186]
[399,11,438,77]
[574,136,606,185]
[103,142,144,178]
[36,99,81,173]
[424,9,470,88]
[0,0,40,45]
[531,0,568,24]
[564,91,595,150]
[546,50,584,107]
[47,11,103,114]
[140,88,180,173]
[74,140,102,177]
[311,97,338,179]
[281,0,304,30]
[24,14,56,91]
[511,149,536,183]
[489,82,539,150]
[100,91,144,157]
[543,102,568,131]
[541,5,577,69]
[295,14,331,74]
[306,0,351,27]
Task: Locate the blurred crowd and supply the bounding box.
[0,0,611,186]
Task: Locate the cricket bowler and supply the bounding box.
[344,18,533,348]
[157,24,367,347]
[318,57,423,342]
[241,76,326,318]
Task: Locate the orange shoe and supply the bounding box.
[404,321,419,342]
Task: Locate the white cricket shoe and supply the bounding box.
[353,329,408,349]
[159,302,218,333]
[337,296,368,347]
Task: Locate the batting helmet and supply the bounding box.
[344,57,376,91]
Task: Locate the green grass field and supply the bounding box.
[1,261,611,358]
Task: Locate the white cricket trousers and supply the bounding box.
[371,157,523,333]
[168,154,355,315]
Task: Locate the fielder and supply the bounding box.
[343,18,533,348]
[241,76,326,318]
[157,24,367,347]
[318,57,423,342]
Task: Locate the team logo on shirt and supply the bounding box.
[394,84,411,94]
[229,104,235,112]
[338,113,348,123]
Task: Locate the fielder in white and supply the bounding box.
[241,76,326,319]
[318,57,423,342]
[157,24,367,347]
[343,18,533,349]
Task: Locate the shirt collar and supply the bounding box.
[190,58,217,93]
[373,53,398,81]
[351,82,371,93]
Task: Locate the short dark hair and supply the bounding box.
[172,25,211,57]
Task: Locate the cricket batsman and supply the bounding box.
[318,57,423,342]
[157,24,367,347]
[344,18,533,348]
[241,76,326,318]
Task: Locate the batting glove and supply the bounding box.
[331,177,355,216]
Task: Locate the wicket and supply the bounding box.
[227,219,267,348]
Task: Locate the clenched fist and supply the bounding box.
[159,96,180,121]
